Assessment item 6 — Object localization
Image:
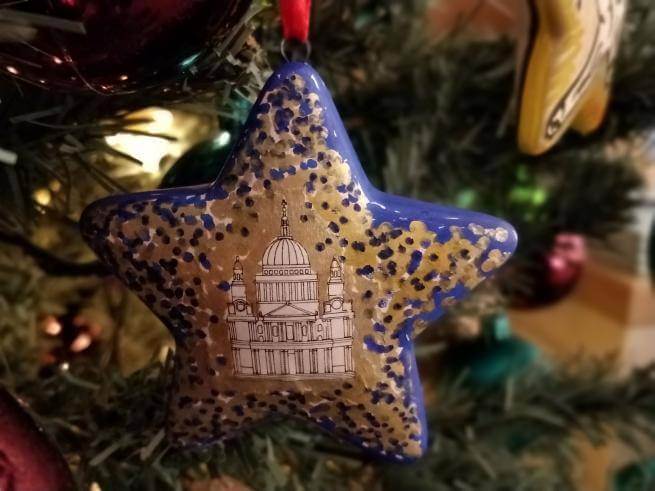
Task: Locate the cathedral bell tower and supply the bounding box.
[230,257,247,303]
[327,257,345,300]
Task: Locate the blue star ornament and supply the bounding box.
[81,62,517,461]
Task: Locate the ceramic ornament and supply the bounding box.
[518,0,627,155]
[81,62,517,461]
[0,0,251,93]
[0,388,74,491]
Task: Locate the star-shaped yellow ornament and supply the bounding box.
[518,0,627,155]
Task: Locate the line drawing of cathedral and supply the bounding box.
[227,200,355,379]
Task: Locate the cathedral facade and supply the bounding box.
[227,201,355,379]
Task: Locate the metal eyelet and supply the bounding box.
[281,38,312,62]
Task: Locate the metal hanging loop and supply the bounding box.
[280,38,312,62]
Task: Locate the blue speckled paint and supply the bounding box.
[80,61,517,463]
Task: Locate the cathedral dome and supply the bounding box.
[262,237,310,267]
[261,199,312,269]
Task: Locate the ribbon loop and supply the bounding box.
[279,0,311,43]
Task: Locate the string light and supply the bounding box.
[49,179,62,192]
[33,188,52,206]
[179,52,201,68]
[42,316,62,336]
[70,333,93,353]
[106,133,171,173]
[216,130,231,147]
[105,108,175,174]
[104,107,216,176]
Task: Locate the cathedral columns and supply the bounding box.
[326,348,333,373]
[345,346,353,372]
[253,349,260,374]
[233,348,240,372]
[288,350,297,374]
[266,350,275,374]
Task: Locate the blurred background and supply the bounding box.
[0,0,653,490]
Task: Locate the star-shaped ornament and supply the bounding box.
[81,62,517,461]
[518,0,627,155]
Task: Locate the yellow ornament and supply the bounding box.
[518,0,627,155]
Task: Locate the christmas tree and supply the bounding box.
[0,1,653,490]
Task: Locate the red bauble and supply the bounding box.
[546,233,587,289]
[0,0,251,93]
[512,233,587,308]
[0,388,73,491]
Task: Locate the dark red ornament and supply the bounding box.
[546,233,586,290]
[0,0,251,93]
[0,387,74,491]
[512,233,587,308]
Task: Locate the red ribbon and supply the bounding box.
[279,0,311,43]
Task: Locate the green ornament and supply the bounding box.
[442,313,539,388]
[613,459,655,491]
[160,131,234,189]
[507,164,549,222]
[454,188,477,209]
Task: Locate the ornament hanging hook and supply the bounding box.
[280,38,312,62]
